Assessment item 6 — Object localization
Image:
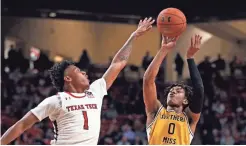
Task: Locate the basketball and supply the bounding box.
[157,8,187,37]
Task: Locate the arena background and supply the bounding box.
[1,0,246,145]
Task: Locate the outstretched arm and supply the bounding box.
[1,96,59,145]
[143,36,178,115]
[0,112,39,145]
[103,17,155,90]
[185,35,204,133]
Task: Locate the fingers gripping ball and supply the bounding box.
[157,8,187,37]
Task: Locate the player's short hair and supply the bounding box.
[163,82,193,110]
[48,60,75,92]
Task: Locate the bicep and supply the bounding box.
[185,107,201,133]
[103,64,124,90]
[19,111,39,130]
[143,80,161,114]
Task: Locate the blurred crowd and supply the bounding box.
[1,46,246,145]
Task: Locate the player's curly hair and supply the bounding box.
[162,82,193,110]
[48,60,75,92]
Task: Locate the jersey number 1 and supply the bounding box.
[168,123,175,134]
[82,111,89,130]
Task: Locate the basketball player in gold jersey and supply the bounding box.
[143,34,204,145]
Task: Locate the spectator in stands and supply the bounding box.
[212,129,221,144]
[77,49,91,70]
[124,65,141,83]
[7,44,17,71]
[7,46,29,73]
[198,56,215,108]
[201,129,215,144]
[133,136,145,145]
[117,136,131,145]
[142,51,153,70]
[230,56,238,76]
[220,128,235,145]
[133,119,146,141]
[122,123,136,142]
[198,56,214,82]
[213,54,226,71]
[174,52,184,81]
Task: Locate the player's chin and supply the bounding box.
[84,82,90,89]
[80,81,90,89]
[167,99,179,106]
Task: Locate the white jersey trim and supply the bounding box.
[183,112,194,136]
[146,105,163,130]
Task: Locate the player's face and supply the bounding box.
[167,86,186,106]
[64,65,90,89]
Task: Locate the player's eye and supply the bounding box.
[178,90,184,93]
[75,68,81,73]
[80,71,86,75]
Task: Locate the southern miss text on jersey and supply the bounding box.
[146,106,193,145]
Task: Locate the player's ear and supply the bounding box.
[64,76,72,82]
[183,99,188,105]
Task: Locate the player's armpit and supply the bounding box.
[0,111,39,145]
[143,78,162,114]
[185,107,201,134]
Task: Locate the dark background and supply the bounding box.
[2,0,246,24]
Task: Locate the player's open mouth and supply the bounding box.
[170,94,175,98]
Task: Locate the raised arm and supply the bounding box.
[185,35,204,132]
[143,36,178,115]
[0,112,39,145]
[103,17,155,90]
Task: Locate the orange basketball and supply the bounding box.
[157,8,187,37]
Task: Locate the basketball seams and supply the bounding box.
[158,12,186,24]
[158,24,185,37]
[157,23,185,25]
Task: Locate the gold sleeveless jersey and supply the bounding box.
[146,106,193,145]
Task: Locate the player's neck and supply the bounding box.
[167,106,183,114]
[64,84,86,93]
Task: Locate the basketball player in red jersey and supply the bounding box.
[0,17,155,145]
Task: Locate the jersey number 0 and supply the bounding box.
[168,123,175,134]
[82,111,89,130]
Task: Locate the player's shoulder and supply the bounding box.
[89,78,106,87]
[44,93,63,103]
[88,78,107,97]
[154,105,167,116]
[56,92,66,97]
[36,94,62,108]
[89,78,107,91]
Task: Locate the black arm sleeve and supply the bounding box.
[187,58,204,113]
